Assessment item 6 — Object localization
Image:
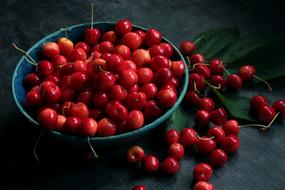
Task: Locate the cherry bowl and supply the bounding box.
[12,22,188,147]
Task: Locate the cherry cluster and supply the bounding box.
[22,19,186,137]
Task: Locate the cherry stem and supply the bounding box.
[12,43,37,65]
[60,28,68,39]
[91,3,94,29]
[98,65,107,72]
[193,36,204,44]
[33,130,45,163]
[205,80,221,90]
[239,112,280,130]
[196,134,215,141]
[186,56,191,68]
[87,136,99,159]
[223,65,231,76]
[193,81,200,94]
[192,63,210,70]
[253,75,272,92]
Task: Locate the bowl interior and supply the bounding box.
[12,22,189,147]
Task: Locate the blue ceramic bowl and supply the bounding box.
[12,22,189,147]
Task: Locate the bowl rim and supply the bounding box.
[12,21,189,143]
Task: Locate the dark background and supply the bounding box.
[1,0,285,189]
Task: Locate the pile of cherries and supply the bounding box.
[22,19,186,137]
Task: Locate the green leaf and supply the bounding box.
[211,89,255,121]
[165,107,188,132]
[193,27,240,58]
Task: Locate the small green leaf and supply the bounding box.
[165,107,188,132]
[193,27,240,58]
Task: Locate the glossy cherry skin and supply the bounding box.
[113,44,131,59]
[125,92,146,110]
[210,75,226,89]
[84,28,101,45]
[24,73,41,88]
[272,99,285,117]
[107,54,124,72]
[210,149,228,167]
[127,110,144,130]
[89,108,104,121]
[99,41,114,53]
[194,65,211,79]
[226,74,243,91]
[56,115,66,131]
[150,55,171,71]
[222,135,240,153]
[160,157,180,174]
[223,120,239,136]
[80,118,98,136]
[64,116,82,134]
[168,143,184,160]
[258,105,276,125]
[196,137,216,155]
[209,59,224,74]
[57,37,74,56]
[102,30,117,43]
[70,47,87,61]
[250,95,269,111]
[143,100,162,121]
[115,19,132,35]
[75,42,90,53]
[165,129,180,145]
[155,68,173,87]
[105,101,128,122]
[128,84,139,94]
[180,41,196,55]
[37,60,54,78]
[189,54,205,64]
[121,32,142,49]
[132,185,148,190]
[198,98,215,112]
[171,60,185,77]
[210,108,227,125]
[42,42,60,59]
[194,110,210,129]
[51,55,67,70]
[142,155,160,173]
[94,71,116,91]
[127,145,145,164]
[149,45,165,57]
[97,118,117,136]
[70,102,89,119]
[145,29,162,46]
[194,181,215,190]
[193,163,213,182]
[159,43,173,58]
[188,73,206,91]
[207,127,225,144]
[119,69,138,89]
[38,108,58,130]
[109,85,127,101]
[185,91,200,106]
[116,60,137,73]
[136,67,153,84]
[134,30,146,43]
[40,81,60,105]
[61,101,74,116]
[132,49,151,67]
[157,88,177,109]
[180,128,197,147]
[25,89,42,107]
[77,89,93,106]
[92,92,109,108]
[239,65,256,80]
[44,75,60,86]
[70,72,88,92]
[140,83,158,100]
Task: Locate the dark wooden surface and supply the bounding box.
[1,0,285,189]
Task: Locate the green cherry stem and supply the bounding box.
[33,130,45,163]
[239,112,280,130]
[196,134,215,141]
[87,136,99,159]
[91,3,94,29]
[253,75,272,92]
[12,43,37,65]
[193,36,204,44]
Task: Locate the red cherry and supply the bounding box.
[136,67,153,84]
[127,145,145,164]
[209,59,224,74]
[250,95,269,111]
[61,101,74,116]
[180,41,196,55]
[57,37,74,56]
[70,48,87,61]
[180,128,197,147]
[145,29,162,46]
[238,65,256,80]
[171,60,185,77]
[56,115,66,131]
[92,92,109,108]
[51,55,67,70]
[160,157,180,174]
[77,90,92,106]
[59,64,73,76]
[97,118,117,136]
[75,42,90,53]
[24,73,41,88]
[189,54,205,64]
[25,89,42,107]
[102,30,117,43]
[226,74,243,91]
[132,49,151,67]
[223,120,239,136]
[168,143,184,160]
[124,92,146,110]
[115,19,132,36]
[207,127,225,144]
[44,75,59,85]
[188,73,206,91]
[194,181,215,190]
[42,42,60,59]
[194,65,211,79]
[80,118,98,136]
[121,32,142,50]
[194,110,210,129]
[38,108,58,130]
[128,84,139,94]
[37,60,54,78]
[70,103,89,119]
[109,85,127,101]
[210,149,228,167]
[40,81,60,105]
[127,110,144,130]
[107,54,124,72]
[134,30,146,43]
[142,155,160,173]
[150,55,171,71]
[193,163,213,182]
[272,99,285,117]
[98,41,114,53]
[116,60,137,73]
[64,116,82,134]
[155,68,173,87]
[157,89,177,109]
[70,72,88,92]
[140,83,158,100]
[94,71,116,91]
[149,45,165,57]
[222,135,240,153]
[132,185,148,190]
[89,108,104,121]
[167,77,179,89]
[73,60,88,73]
[185,91,200,106]
[143,100,162,121]
[210,75,226,89]
[165,129,180,145]
[105,101,128,122]
[258,105,276,125]
[113,44,131,59]
[84,28,101,45]
[119,69,138,89]
[196,137,216,154]
[159,43,173,58]
[198,98,215,112]
[210,108,227,125]
[160,84,177,94]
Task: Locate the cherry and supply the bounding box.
[116,60,137,73]
[40,81,60,105]
[70,72,88,92]
[119,69,138,89]
[250,95,269,111]
[258,105,276,125]
[185,91,200,106]
[99,41,114,53]
[42,42,60,59]
[188,73,206,91]
[77,90,92,106]
[115,19,132,36]
[194,110,210,129]
[61,101,74,116]
[107,54,124,72]
[210,75,226,89]
[142,155,160,173]
[84,28,101,45]
[134,30,146,43]
[132,49,151,67]
[196,137,216,154]
[127,110,144,130]
[150,55,171,71]
[226,74,243,91]
[209,58,224,74]
[80,118,98,136]
[127,145,145,164]
[38,108,58,130]
[73,60,88,73]
[159,43,173,58]
[136,67,153,84]
[24,73,41,88]
[70,47,87,61]
[155,68,173,87]
[102,30,117,43]
[25,89,42,107]
[210,108,227,125]
[75,42,90,53]
[161,84,177,94]
[171,60,185,77]
[105,101,128,122]
[223,120,239,136]
[125,92,146,110]
[145,29,162,46]
[92,92,109,108]
[193,181,215,190]
[128,84,139,93]
[140,83,158,100]
[89,108,104,121]
[198,98,215,112]
[132,185,148,190]
[272,99,285,117]
[121,32,142,50]
[59,64,73,76]
[238,65,256,81]
[51,55,67,70]
[194,65,211,79]
[149,45,165,57]
[180,128,197,147]
[210,149,228,167]
[167,77,179,89]
[97,118,117,136]
[143,100,162,121]
[113,44,131,59]
[168,142,184,160]
[193,163,213,182]
[189,54,205,64]
[180,41,196,55]
[70,103,89,119]
[57,37,74,56]
[56,115,66,131]
[165,129,180,145]
[94,71,116,91]
[44,75,60,85]
[207,127,225,143]
[157,88,177,109]
[109,85,127,101]
[160,157,180,174]
[37,60,54,78]
[64,116,82,134]
[222,135,240,153]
